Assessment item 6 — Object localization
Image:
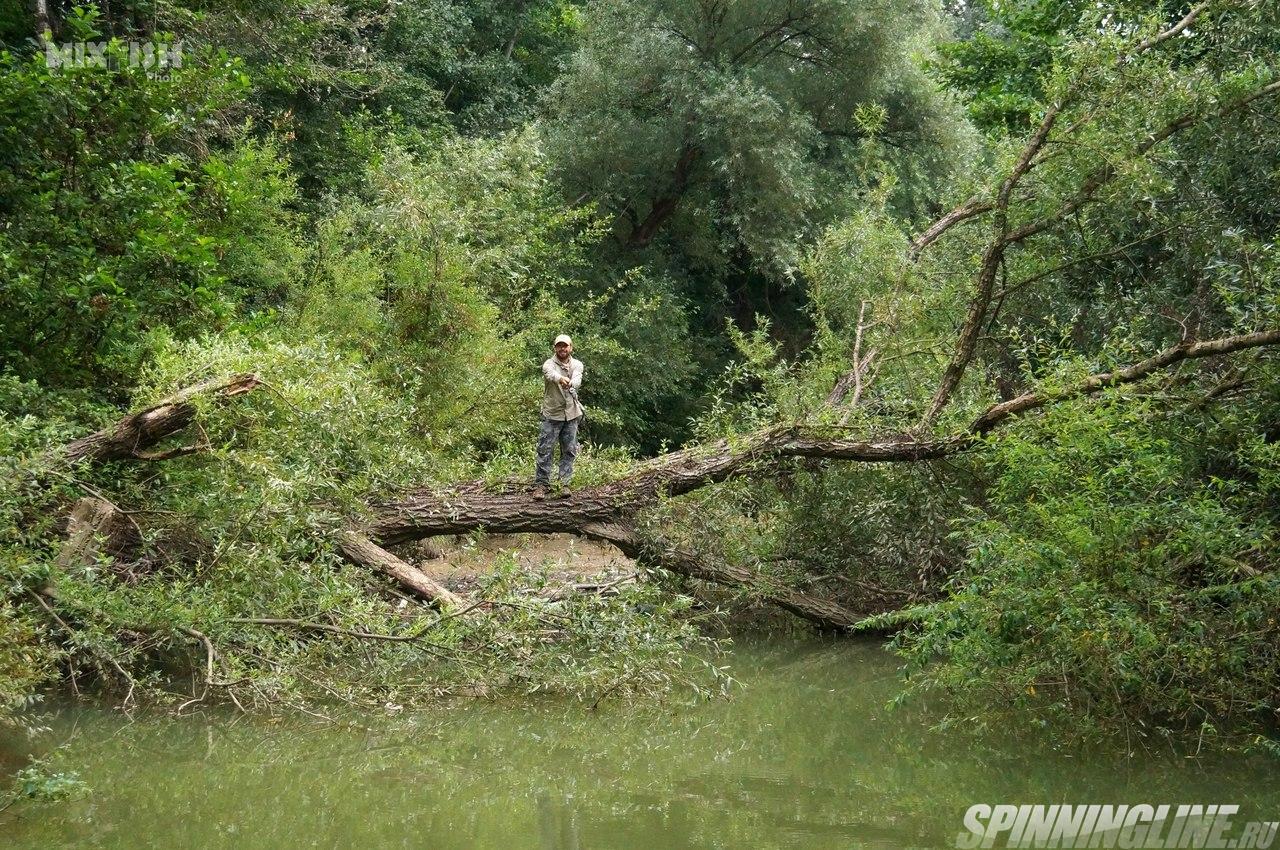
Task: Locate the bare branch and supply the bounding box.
[968,329,1280,433]
[1131,1,1213,54]
[919,77,1280,427]
[994,226,1179,300]
[580,522,864,630]
[907,0,1216,261]
[908,196,994,257]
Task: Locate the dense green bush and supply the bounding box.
[887,384,1280,745]
[0,35,298,389]
[0,336,716,726]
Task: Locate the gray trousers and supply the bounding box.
[535,416,580,485]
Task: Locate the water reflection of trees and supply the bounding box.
[7,639,1279,850]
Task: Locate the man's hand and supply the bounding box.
[559,377,571,388]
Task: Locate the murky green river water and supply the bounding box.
[2,637,1276,849]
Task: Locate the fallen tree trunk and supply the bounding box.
[338,530,468,610]
[372,328,1280,545]
[370,430,959,544]
[581,523,863,630]
[358,328,1280,629]
[61,373,261,465]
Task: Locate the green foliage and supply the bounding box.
[853,0,1280,435]
[293,130,600,447]
[155,0,581,200]
[0,379,106,734]
[887,388,1280,745]
[10,759,87,803]
[0,42,299,389]
[380,0,583,134]
[289,128,706,450]
[546,0,970,269]
[0,604,58,734]
[933,0,1091,133]
[538,0,981,440]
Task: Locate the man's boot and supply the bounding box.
[532,484,549,500]
[556,483,572,498]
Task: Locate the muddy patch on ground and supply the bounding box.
[397,533,637,597]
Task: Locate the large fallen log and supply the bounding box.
[372,328,1280,546]
[370,430,958,544]
[61,373,261,465]
[337,531,468,611]
[359,328,1280,629]
[580,523,862,629]
[361,433,945,628]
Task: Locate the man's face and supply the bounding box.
[555,342,571,360]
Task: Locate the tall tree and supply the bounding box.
[545,0,970,269]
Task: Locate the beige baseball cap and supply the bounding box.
[553,334,572,346]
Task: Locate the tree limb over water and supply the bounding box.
[360,327,1280,627]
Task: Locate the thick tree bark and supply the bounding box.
[370,429,958,544]
[34,0,50,37]
[62,373,261,465]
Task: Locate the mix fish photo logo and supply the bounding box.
[956,804,1279,849]
[43,39,183,79]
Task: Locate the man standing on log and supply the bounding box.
[534,334,584,499]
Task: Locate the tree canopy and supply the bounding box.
[545,0,969,264]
